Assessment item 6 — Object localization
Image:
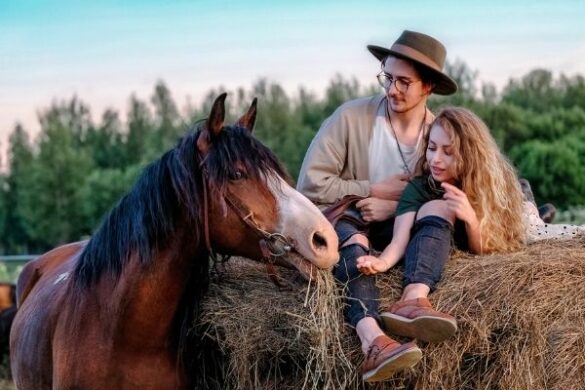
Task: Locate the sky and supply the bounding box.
[1,0,584,167]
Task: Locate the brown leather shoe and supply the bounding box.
[361,335,422,382]
[380,298,457,343]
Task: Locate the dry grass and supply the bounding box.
[198,235,585,390]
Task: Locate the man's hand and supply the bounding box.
[369,174,410,200]
[356,198,397,222]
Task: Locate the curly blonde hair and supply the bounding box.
[415,107,526,253]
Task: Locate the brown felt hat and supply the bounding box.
[367,30,457,95]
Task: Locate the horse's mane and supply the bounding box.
[73,124,288,288]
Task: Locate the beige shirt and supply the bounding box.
[297,94,433,208]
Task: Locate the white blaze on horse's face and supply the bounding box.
[266,175,339,269]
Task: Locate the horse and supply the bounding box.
[0,282,16,364]
[10,93,339,389]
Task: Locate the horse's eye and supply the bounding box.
[230,170,246,181]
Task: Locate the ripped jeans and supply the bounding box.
[333,215,455,327]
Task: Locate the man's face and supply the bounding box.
[382,56,432,114]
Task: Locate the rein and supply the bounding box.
[198,153,293,286]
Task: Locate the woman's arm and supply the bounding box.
[356,211,416,274]
[442,182,483,254]
[463,217,482,254]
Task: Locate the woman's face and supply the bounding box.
[426,123,458,183]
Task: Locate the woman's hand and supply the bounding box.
[441,182,478,227]
[356,255,391,275]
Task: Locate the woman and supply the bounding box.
[357,106,526,346]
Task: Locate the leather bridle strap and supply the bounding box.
[223,190,293,258]
[201,168,212,254]
[223,189,295,288]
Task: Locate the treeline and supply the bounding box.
[1,62,584,254]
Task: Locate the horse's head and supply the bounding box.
[196,93,339,273]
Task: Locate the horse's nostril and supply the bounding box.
[312,232,328,250]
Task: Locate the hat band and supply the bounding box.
[390,43,442,72]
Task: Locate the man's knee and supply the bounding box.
[416,200,456,224]
[341,233,370,249]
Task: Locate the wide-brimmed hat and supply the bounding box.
[367,30,457,95]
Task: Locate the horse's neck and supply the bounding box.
[108,236,206,344]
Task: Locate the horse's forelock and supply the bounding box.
[203,126,289,189]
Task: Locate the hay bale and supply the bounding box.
[198,236,585,389]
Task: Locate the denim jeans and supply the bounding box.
[403,216,454,291]
[334,218,394,327]
[333,215,454,327]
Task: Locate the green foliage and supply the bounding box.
[1,125,35,253]
[502,69,560,111]
[509,137,585,206]
[20,105,95,249]
[1,68,585,254]
[77,165,143,235]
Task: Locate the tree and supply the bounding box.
[77,166,142,235]
[429,60,479,109]
[126,95,154,165]
[509,137,585,208]
[2,124,35,253]
[149,81,183,157]
[18,101,94,249]
[502,69,560,112]
[322,74,361,115]
[84,109,127,169]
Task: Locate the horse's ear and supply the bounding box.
[207,92,227,137]
[235,97,257,133]
[198,93,227,154]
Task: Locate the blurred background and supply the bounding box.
[1,0,585,279]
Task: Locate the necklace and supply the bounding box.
[427,175,445,196]
[385,103,427,176]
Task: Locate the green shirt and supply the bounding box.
[396,175,469,250]
[396,175,445,216]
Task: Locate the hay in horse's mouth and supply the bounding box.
[276,251,319,282]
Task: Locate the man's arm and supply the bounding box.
[296,109,369,205]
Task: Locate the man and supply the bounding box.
[297,30,458,382]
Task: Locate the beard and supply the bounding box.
[388,94,426,114]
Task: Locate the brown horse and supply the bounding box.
[0,282,16,361]
[10,93,339,389]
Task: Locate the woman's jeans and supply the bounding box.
[334,215,454,327]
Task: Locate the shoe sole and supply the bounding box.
[381,313,457,343]
[362,346,422,382]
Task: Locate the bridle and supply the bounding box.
[198,151,294,286]
[222,190,293,259]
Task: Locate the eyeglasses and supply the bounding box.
[376,72,420,93]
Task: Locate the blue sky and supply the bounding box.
[1,0,584,163]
